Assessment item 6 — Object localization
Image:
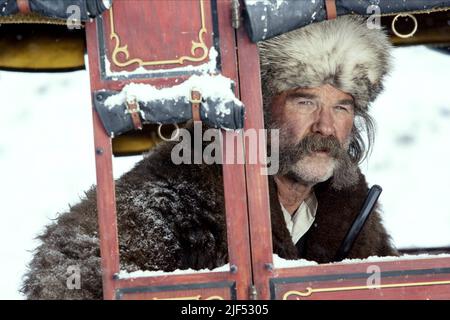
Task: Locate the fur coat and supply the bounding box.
[22,138,397,300]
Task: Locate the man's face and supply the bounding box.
[270,84,357,187]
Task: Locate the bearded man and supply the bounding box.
[22,16,397,300]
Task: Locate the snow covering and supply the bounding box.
[336,253,450,265]
[273,253,450,269]
[245,0,287,11]
[0,70,142,299]
[1,46,450,299]
[104,74,241,119]
[361,46,450,249]
[273,254,319,268]
[117,264,230,280]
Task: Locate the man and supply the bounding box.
[259,15,397,260]
[22,16,397,299]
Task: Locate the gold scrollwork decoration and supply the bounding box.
[283,280,450,300]
[108,0,209,68]
[152,295,224,300]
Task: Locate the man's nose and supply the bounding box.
[312,107,335,136]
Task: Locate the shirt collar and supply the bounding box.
[280,192,318,245]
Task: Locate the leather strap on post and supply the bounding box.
[325,0,337,20]
[126,97,143,130]
[17,0,31,14]
[190,89,202,122]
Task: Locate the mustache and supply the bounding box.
[278,133,359,190]
[296,134,344,158]
[283,134,346,162]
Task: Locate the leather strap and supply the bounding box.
[17,0,31,14]
[190,89,202,122]
[126,98,143,130]
[325,0,337,20]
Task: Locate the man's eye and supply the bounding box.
[294,99,318,114]
[297,100,314,106]
[335,105,350,112]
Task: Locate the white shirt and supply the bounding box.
[280,192,318,245]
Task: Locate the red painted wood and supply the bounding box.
[274,257,450,278]
[277,274,450,300]
[221,131,252,300]
[216,0,252,301]
[86,21,120,301]
[272,257,450,300]
[235,12,273,300]
[116,271,233,300]
[103,0,214,73]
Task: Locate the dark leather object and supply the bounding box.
[243,0,450,42]
[0,0,111,21]
[93,90,245,137]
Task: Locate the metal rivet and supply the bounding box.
[96,94,104,101]
[96,148,104,155]
[264,263,274,272]
[230,264,238,274]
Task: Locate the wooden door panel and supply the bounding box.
[269,257,450,300]
[85,0,253,300]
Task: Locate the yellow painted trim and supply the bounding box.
[109,0,209,68]
[152,295,224,300]
[282,280,450,299]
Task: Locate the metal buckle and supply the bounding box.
[190,89,202,104]
[392,14,418,39]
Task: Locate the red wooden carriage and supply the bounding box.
[83,0,450,300]
[2,0,450,300]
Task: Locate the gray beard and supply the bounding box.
[284,158,359,190]
[276,132,360,190]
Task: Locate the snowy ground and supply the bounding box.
[0,46,449,299]
[0,70,141,299]
[360,46,450,249]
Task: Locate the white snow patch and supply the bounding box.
[246,0,286,11]
[362,46,450,249]
[104,74,242,119]
[117,264,230,279]
[273,254,319,268]
[0,70,142,299]
[335,254,450,265]
[273,254,450,270]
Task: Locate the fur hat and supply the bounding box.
[259,15,392,113]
